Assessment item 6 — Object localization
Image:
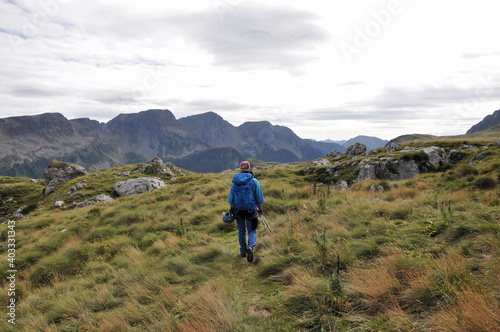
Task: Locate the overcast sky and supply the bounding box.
[1,0,499,141]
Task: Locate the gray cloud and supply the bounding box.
[71,3,329,73]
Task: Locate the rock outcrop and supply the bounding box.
[143,157,182,176]
[346,143,367,157]
[44,160,88,196]
[386,142,402,153]
[113,177,166,197]
[326,151,343,161]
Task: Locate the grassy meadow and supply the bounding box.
[0,145,499,331]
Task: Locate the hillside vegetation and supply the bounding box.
[0,143,499,331]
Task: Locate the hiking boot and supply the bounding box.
[246,246,254,262]
[240,253,246,258]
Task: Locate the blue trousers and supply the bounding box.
[237,218,257,255]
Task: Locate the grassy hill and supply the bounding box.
[0,144,499,331]
[389,123,500,146]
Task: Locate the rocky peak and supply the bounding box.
[0,113,74,139]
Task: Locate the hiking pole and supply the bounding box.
[261,214,272,233]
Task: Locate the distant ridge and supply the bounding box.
[341,135,388,150]
[467,109,500,134]
[0,110,345,177]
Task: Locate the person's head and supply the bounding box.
[239,161,251,173]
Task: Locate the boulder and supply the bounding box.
[54,201,64,207]
[346,143,367,158]
[358,160,420,181]
[114,177,166,197]
[475,152,487,161]
[44,160,87,196]
[333,181,349,191]
[422,146,449,168]
[448,150,463,162]
[386,142,402,153]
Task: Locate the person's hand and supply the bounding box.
[257,208,263,216]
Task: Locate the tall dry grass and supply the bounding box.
[178,281,242,332]
[431,287,500,332]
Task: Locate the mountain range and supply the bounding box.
[0,109,347,177]
[2,108,498,178]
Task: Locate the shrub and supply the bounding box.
[474,176,497,190]
[456,164,478,177]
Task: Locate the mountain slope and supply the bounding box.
[467,109,500,134]
[0,144,499,331]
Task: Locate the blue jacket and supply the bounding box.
[228,173,265,210]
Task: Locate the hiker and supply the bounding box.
[227,161,265,262]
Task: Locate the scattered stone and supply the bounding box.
[487,141,500,147]
[31,179,38,183]
[475,153,487,161]
[113,177,166,197]
[44,160,87,196]
[13,207,26,219]
[94,194,114,202]
[377,185,384,193]
[70,183,84,192]
[61,229,68,232]
[459,145,478,150]
[120,171,131,176]
[55,201,64,207]
[76,200,96,208]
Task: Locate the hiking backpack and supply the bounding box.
[232,175,256,214]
